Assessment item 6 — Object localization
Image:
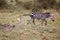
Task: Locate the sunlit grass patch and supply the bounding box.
[0,13,18,25]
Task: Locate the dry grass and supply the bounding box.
[0,9,60,40]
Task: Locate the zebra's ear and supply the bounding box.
[30,14,33,16]
[52,14,54,15]
[46,12,50,14]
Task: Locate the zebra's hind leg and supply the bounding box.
[45,20,47,25]
[42,20,43,25]
[42,19,47,25]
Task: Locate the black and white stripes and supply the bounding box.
[29,12,55,25]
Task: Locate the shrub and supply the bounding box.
[36,0,56,9]
[16,1,33,10]
[0,0,8,9]
[32,7,39,12]
[23,2,33,10]
[15,0,18,3]
[53,1,60,11]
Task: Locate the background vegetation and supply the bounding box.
[0,0,60,40]
[0,0,60,10]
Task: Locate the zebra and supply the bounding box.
[29,12,55,25]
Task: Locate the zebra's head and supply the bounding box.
[49,14,55,22]
[29,13,33,17]
[29,12,36,18]
[45,12,55,22]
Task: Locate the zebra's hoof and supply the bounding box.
[13,25,15,27]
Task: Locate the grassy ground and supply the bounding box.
[0,9,60,40]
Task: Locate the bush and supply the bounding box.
[16,1,33,10]
[15,0,18,3]
[36,0,56,9]
[0,0,7,9]
[32,7,39,12]
[23,2,33,10]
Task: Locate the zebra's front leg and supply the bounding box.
[32,19,35,25]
